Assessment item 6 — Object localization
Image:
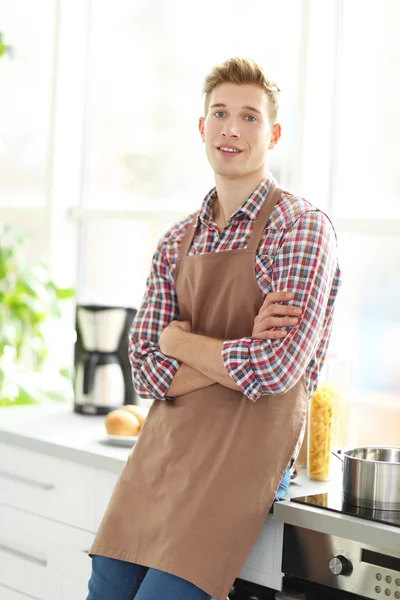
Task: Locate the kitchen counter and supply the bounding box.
[0,401,343,592]
[0,402,139,473]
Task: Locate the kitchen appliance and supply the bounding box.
[333,446,400,511]
[229,577,278,599]
[275,486,400,599]
[74,304,137,414]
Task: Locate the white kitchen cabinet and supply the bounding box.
[0,443,97,532]
[48,544,92,600]
[0,440,118,600]
[0,584,41,599]
[47,530,94,600]
[0,503,95,600]
[61,576,90,600]
[0,505,50,599]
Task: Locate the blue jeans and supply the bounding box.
[275,465,291,501]
[86,557,212,600]
[86,468,291,599]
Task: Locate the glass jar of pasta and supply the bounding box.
[307,384,335,480]
[306,353,351,480]
[307,379,347,481]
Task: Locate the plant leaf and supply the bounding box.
[54,287,75,300]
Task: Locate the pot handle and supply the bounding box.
[332,448,344,462]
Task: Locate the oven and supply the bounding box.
[275,490,400,600]
[279,522,400,599]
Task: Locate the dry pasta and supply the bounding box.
[307,383,335,480]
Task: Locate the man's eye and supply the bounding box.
[245,115,256,122]
[214,111,225,118]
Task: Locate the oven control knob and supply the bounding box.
[329,555,353,576]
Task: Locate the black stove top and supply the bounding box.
[290,487,400,529]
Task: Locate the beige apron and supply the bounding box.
[89,182,308,600]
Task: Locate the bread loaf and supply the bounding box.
[121,404,146,429]
[105,409,140,436]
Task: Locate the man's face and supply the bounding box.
[199,83,281,181]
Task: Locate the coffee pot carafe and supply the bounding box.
[74,305,137,415]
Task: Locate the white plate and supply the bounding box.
[106,435,139,447]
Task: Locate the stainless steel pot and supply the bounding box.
[333,446,400,511]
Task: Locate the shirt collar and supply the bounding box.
[197,174,275,227]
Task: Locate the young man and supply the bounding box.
[87,57,342,600]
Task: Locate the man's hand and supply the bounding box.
[252,291,302,340]
[159,320,191,357]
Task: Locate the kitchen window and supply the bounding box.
[2,0,400,437]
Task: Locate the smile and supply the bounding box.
[217,145,243,155]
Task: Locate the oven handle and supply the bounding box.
[275,593,307,599]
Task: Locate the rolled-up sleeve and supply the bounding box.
[128,242,181,400]
[222,210,340,401]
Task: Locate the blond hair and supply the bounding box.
[202,57,281,125]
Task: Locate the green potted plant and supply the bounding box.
[0,224,75,406]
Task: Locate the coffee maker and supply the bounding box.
[74,305,137,415]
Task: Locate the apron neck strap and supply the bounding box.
[177,214,199,262]
[246,181,282,252]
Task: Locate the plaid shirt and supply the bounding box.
[129,175,343,462]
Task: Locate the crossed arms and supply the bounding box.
[159,294,301,396]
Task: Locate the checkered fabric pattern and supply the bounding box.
[128,175,343,462]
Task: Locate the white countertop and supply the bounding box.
[0,402,136,473]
